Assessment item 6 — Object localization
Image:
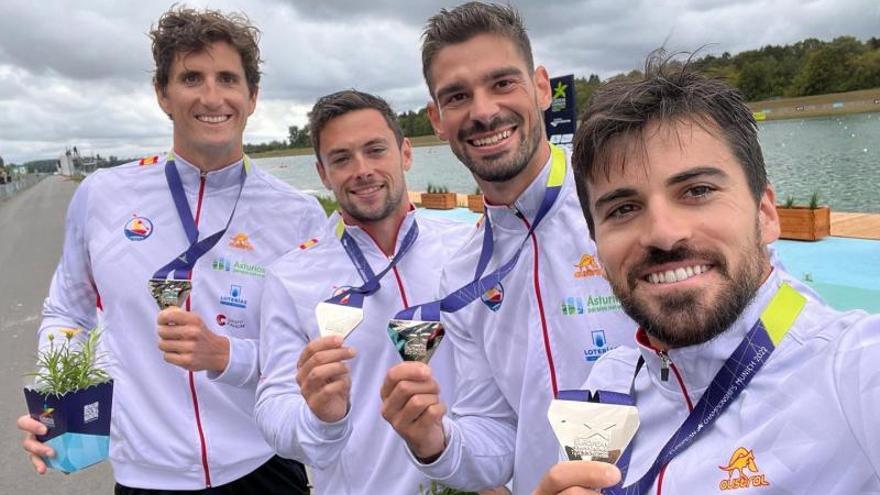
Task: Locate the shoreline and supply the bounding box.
[252,88,880,159]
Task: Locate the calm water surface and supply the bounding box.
[257,112,880,213]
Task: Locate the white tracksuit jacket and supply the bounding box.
[415,149,639,494]
[255,210,472,495]
[38,154,325,489]
[584,268,880,494]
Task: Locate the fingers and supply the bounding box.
[297,336,348,368]
[18,415,52,474]
[379,361,433,399]
[156,306,197,326]
[533,461,621,495]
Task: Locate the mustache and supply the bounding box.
[458,114,521,141]
[627,245,727,288]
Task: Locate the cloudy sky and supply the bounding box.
[0,0,877,164]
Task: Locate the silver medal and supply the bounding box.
[315,301,364,339]
[548,399,640,464]
[387,319,445,363]
[148,279,192,309]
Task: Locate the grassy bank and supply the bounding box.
[749,87,880,121]
[250,134,444,159]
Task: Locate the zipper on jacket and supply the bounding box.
[658,351,670,381]
[654,349,692,495]
[187,172,212,487]
[391,265,410,308]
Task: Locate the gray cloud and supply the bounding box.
[0,0,877,164]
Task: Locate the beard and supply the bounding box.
[609,224,767,348]
[339,179,404,223]
[451,111,543,183]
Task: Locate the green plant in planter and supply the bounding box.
[28,329,110,395]
[418,480,477,495]
[808,191,821,209]
[24,328,113,473]
[783,195,796,208]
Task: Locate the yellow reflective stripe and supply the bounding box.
[335,218,345,239]
[547,144,566,188]
[760,283,807,346]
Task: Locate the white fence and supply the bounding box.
[0,175,46,201]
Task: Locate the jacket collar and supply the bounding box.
[483,146,564,232]
[330,207,418,262]
[170,152,247,195]
[636,268,786,397]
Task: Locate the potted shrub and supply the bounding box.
[776,191,831,241]
[421,183,457,210]
[23,328,113,473]
[467,186,484,213]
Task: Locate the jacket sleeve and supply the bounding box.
[835,313,880,474]
[39,176,99,350]
[254,268,352,468]
[409,306,516,491]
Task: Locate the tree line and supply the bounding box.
[244,35,880,153]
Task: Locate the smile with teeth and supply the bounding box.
[646,264,711,284]
[197,115,231,123]
[469,129,512,147]
[352,184,383,195]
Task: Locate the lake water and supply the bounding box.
[256,112,880,213]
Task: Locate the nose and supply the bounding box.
[199,79,222,108]
[469,88,501,126]
[639,198,691,252]
[350,152,373,179]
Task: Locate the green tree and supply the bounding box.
[288,125,312,148]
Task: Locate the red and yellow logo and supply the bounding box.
[719,447,770,490]
[298,238,319,250]
[574,254,604,278]
[138,155,159,166]
[229,233,254,250]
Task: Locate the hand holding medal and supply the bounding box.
[296,335,356,423]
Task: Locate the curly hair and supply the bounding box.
[150,6,262,95]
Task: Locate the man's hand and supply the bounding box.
[532,461,621,495]
[157,307,230,372]
[296,335,356,423]
[17,415,54,474]
[380,361,446,461]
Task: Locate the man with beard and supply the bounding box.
[379,3,636,493]
[17,7,319,493]
[532,57,880,494]
[254,90,472,495]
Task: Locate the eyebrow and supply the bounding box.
[435,65,525,102]
[665,166,729,186]
[593,166,730,211]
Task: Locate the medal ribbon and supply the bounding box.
[151,152,249,281]
[591,283,806,494]
[394,143,567,322]
[323,217,420,309]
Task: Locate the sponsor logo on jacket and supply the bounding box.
[229,233,254,250]
[718,447,770,490]
[481,283,504,311]
[561,294,621,315]
[583,329,617,362]
[212,257,265,277]
[124,216,153,241]
[220,285,248,308]
[216,313,245,329]
[574,254,604,278]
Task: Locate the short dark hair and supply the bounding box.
[308,90,405,161]
[572,51,768,237]
[421,2,534,98]
[150,6,262,95]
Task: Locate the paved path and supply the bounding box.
[0,176,114,494]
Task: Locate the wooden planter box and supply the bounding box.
[776,206,830,241]
[421,192,457,210]
[467,194,484,213]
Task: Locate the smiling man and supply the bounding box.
[254,90,470,495]
[378,2,636,493]
[17,7,323,494]
[533,56,880,494]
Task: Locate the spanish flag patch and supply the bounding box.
[298,238,319,250]
[139,155,159,166]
